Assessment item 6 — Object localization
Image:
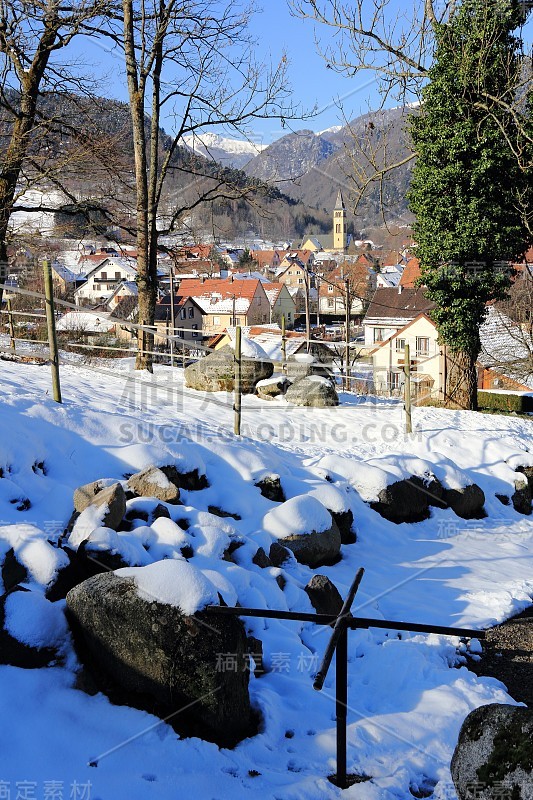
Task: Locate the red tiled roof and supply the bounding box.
[176,277,262,301]
[399,257,422,287]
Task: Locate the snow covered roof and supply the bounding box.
[56,311,115,333]
[479,306,533,389]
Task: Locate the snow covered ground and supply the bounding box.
[0,357,532,800]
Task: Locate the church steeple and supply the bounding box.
[333,188,347,250]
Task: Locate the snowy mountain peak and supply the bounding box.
[182,133,267,157]
[315,125,342,136]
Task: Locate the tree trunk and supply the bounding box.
[444,348,478,410]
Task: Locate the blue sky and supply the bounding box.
[77,0,532,145]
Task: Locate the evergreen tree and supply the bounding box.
[408,0,532,409]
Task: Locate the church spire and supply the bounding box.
[333,188,347,251]
[334,189,346,211]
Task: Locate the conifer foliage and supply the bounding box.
[408,0,532,409]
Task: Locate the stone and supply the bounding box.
[252,547,272,568]
[255,375,290,400]
[370,477,431,524]
[66,572,253,746]
[284,376,339,407]
[184,345,273,394]
[512,477,532,515]
[305,575,343,616]
[269,542,291,567]
[515,465,533,491]
[208,505,241,520]
[160,464,209,491]
[151,503,171,521]
[444,484,486,519]
[73,479,120,514]
[128,466,181,505]
[45,540,131,602]
[255,475,286,503]
[451,704,533,800]
[285,354,333,382]
[281,520,342,568]
[73,481,126,531]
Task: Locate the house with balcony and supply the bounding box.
[175,277,270,336]
[74,258,138,306]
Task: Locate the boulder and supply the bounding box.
[285,353,333,382]
[252,547,272,568]
[268,542,291,567]
[444,484,486,519]
[511,477,532,516]
[159,464,209,491]
[184,345,273,394]
[451,704,533,800]
[46,539,131,602]
[282,521,341,568]
[66,568,253,746]
[255,374,290,400]
[1,548,28,593]
[254,474,286,503]
[370,476,431,524]
[515,465,533,492]
[285,376,339,408]
[305,575,343,617]
[73,481,126,531]
[127,466,181,505]
[73,478,121,514]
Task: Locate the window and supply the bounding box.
[213,316,220,325]
[335,224,341,234]
[115,272,121,280]
[390,372,402,390]
[328,284,334,293]
[298,278,304,284]
[416,336,430,356]
[95,283,100,291]
[327,299,334,308]
[188,307,194,318]
[288,312,292,320]
[192,324,198,338]
[395,338,406,352]
[100,272,107,280]
[180,308,186,320]
[373,328,386,343]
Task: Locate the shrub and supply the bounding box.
[478,391,533,413]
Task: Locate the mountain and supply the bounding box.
[181,133,267,170]
[243,107,416,229]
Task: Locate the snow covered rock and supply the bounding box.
[443,483,486,519]
[127,466,181,504]
[254,474,285,503]
[255,374,290,400]
[0,588,64,668]
[72,481,126,532]
[451,704,533,800]
[263,496,341,567]
[65,562,253,746]
[305,575,343,616]
[370,476,434,523]
[184,345,273,394]
[511,476,532,515]
[73,478,123,514]
[284,376,339,408]
[285,353,333,382]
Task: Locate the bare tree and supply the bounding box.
[0,0,112,306]
[290,0,533,217]
[94,0,300,370]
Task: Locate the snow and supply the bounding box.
[263,495,333,538]
[226,332,270,359]
[181,132,267,156]
[116,559,220,615]
[0,357,532,799]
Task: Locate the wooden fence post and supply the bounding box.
[281,314,287,371]
[7,298,15,353]
[404,343,412,434]
[43,260,62,403]
[234,325,242,436]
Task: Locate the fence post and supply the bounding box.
[169,270,175,368]
[234,325,242,436]
[404,343,412,434]
[344,278,350,392]
[281,314,287,372]
[7,298,15,354]
[43,259,62,403]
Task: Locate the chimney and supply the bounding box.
[398,285,402,294]
[230,274,234,282]
[200,276,205,284]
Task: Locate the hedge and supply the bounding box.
[478,391,533,413]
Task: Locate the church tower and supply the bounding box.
[333,189,347,251]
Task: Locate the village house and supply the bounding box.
[263,282,297,326]
[369,312,442,399]
[317,260,377,321]
[175,277,270,336]
[154,295,205,345]
[250,250,286,273]
[74,257,138,306]
[363,285,435,347]
[50,262,82,296]
[106,280,138,312]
